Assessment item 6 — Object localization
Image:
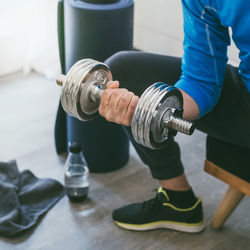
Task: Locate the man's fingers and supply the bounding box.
[99,89,113,115]
[99,86,139,127]
[107,80,119,89]
[123,95,139,126]
[108,88,128,110]
[99,88,128,116]
[116,91,134,117]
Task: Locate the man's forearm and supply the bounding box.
[179,89,200,121]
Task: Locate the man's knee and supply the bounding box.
[105,51,129,67]
[104,51,133,77]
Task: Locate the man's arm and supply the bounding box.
[99,1,231,126]
[175,0,230,119]
[179,89,199,121]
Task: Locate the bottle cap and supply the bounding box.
[69,141,81,153]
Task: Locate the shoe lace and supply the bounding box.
[142,189,167,213]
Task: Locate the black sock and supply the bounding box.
[163,187,198,208]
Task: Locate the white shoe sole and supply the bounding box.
[114,220,206,233]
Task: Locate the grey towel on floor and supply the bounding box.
[0,160,64,237]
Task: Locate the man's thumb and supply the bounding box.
[107,80,119,89]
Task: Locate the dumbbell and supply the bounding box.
[56,59,195,149]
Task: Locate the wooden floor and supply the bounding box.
[0,72,249,250]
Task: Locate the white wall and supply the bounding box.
[0,0,59,78]
[0,0,240,78]
[133,0,240,66]
[0,1,30,76]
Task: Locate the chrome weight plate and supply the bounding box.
[77,65,112,120]
[61,59,95,118]
[150,86,183,148]
[131,83,183,149]
[65,59,96,118]
[60,59,112,121]
[131,82,166,149]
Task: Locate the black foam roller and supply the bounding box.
[55,0,134,172]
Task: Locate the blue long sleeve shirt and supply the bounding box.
[175,0,250,117]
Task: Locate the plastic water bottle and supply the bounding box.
[64,142,89,202]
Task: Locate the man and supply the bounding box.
[99,0,250,233]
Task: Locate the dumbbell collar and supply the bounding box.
[88,82,105,103]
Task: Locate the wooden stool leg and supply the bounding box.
[211,186,245,229]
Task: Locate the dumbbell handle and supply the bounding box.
[56,74,194,135]
[56,74,65,86]
[164,116,194,135]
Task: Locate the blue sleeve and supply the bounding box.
[175,0,230,117]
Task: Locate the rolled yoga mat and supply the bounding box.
[54,0,133,172]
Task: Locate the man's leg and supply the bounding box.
[105,51,204,233]
[106,51,189,187]
[105,51,250,233]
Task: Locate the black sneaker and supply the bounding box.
[112,187,205,233]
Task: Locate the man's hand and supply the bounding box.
[99,81,139,126]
